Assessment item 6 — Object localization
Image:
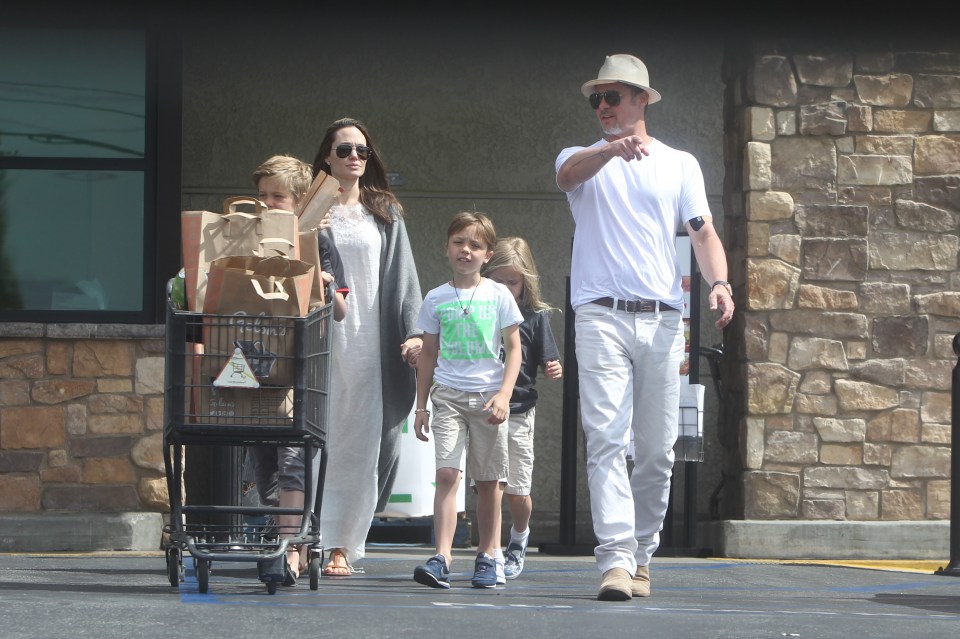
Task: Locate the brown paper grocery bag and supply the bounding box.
[298,230,328,310]
[201,255,315,386]
[202,255,314,318]
[182,197,299,311]
[295,172,341,231]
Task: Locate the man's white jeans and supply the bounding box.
[574,302,684,574]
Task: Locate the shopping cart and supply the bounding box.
[162,284,333,594]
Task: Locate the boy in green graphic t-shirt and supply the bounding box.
[412,211,523,590]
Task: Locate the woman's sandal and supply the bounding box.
[322,548,351,576]
[282,547,300,587]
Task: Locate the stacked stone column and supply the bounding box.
[723,45,960,521]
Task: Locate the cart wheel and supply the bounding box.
[197,560,210,594]
[266,580,278,595]
[309,555,321,590]
[166,547,182,587]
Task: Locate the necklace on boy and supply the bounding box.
[454,279,481,315]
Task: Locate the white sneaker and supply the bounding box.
[494,550,506,585]
[503,540,527,579]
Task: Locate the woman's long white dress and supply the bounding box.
[319,203,383,564]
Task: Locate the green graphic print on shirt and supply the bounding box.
[439,300,497,360]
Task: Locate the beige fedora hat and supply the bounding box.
[581,54,662,104]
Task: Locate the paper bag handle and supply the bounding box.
[250,277,289,301]
[254,237,296,257]
[222,196,265,215]
[219,211,262,238]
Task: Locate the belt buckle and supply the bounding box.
[624,300,656,313]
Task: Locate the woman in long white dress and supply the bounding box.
[311,118,423,575]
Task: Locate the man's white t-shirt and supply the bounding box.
[417,278,524,393]
[555,138,711,310]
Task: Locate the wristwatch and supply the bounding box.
[711,280,733,296]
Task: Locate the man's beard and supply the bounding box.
[602,123,622,136]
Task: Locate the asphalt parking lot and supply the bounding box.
[2,546,959,638]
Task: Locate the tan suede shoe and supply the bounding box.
[632,564,651,597]
[597,567,632,601]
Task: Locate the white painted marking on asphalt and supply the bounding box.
[634,607,959,619]
[433,602,573,609]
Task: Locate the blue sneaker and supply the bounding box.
[414,555,450,589]
[503,540,526,579]
[472,553,497,588]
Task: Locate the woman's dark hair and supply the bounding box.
[311,117,402,223]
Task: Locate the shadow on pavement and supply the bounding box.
[871,592,960,615]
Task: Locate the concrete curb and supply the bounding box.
[0,513,164,552]
[0,515,949,559]
[703,519,950,559]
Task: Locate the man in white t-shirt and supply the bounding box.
[555,54,735,601]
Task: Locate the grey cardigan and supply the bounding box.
[375,209,423,510]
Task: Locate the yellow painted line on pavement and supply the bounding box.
[711,557,948,574]
[786,559,947,574]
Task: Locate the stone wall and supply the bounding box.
[722,41,959,522]
[0,324,168,515]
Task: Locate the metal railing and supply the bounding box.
[935,332,960,577]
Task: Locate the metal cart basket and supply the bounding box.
[162,289,333,594]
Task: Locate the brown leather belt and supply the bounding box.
[590,297,681,314]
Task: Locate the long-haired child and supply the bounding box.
[481,236,562,580]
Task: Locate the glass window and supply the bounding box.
[0,27,149,317]
[0,169,144,311]
[0,28,145,159]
